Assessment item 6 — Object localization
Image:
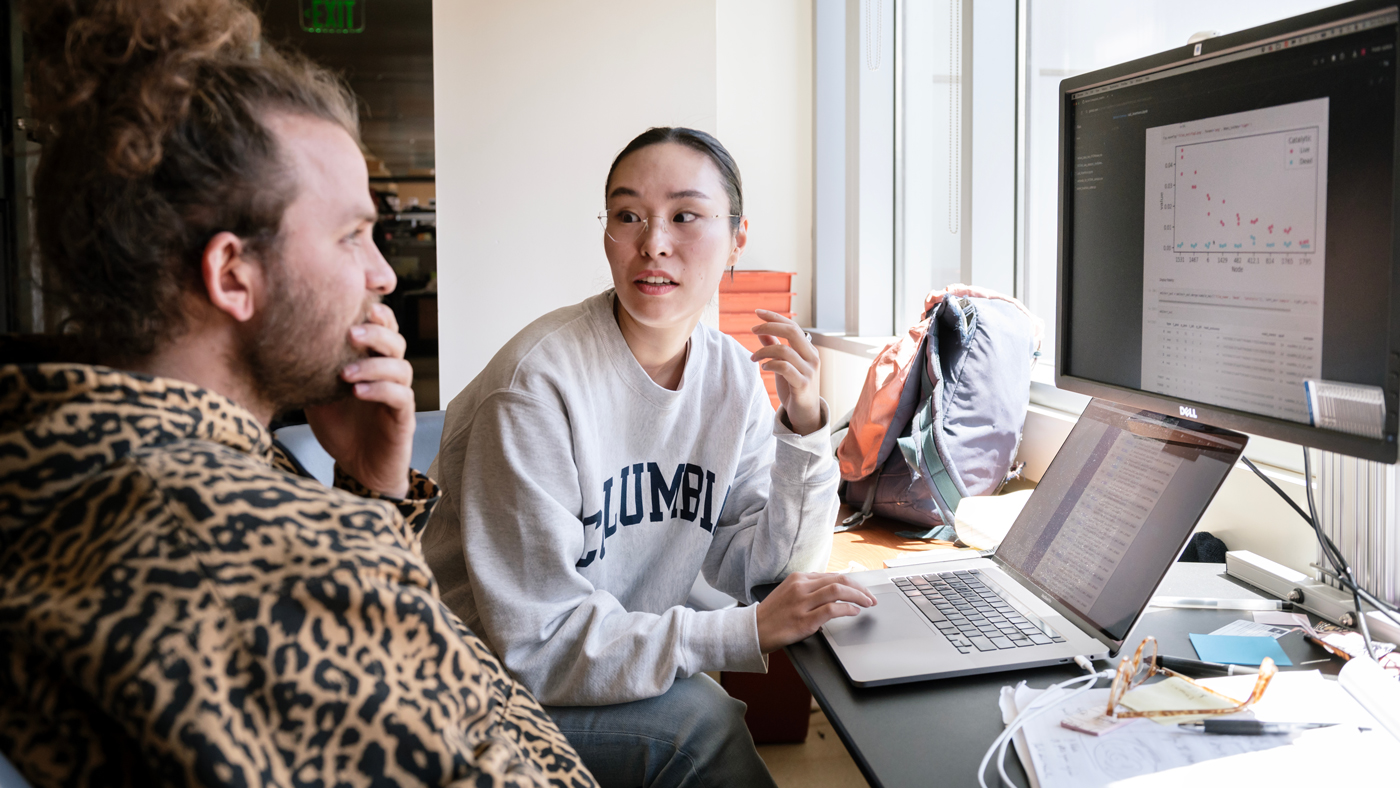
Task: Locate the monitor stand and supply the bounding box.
[1224,450,1400,646]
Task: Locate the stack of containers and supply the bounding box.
[717,270,796,410]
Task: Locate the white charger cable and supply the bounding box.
[977,657,1115,788]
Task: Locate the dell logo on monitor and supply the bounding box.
[1180,406,1199,419]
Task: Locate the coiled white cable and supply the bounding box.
[977,664,1116,788]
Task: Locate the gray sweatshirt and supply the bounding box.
[422,291,839,706]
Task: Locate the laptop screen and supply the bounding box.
[994,400,1248,642]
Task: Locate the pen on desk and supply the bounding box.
[1149,596,1287,611]
[1178,720,1339,736]
[1158,655,1260,676]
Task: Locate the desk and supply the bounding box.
[778,521,1339,788]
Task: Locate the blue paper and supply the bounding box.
[1189,633,1293,666]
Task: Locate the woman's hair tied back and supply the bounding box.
[605,127,743,226]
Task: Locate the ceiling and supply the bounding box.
[257,0,435,175]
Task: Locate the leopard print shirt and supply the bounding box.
[0,364,595,788]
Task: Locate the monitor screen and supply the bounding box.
[995,400,1248,644]
[1056,1,1400,462]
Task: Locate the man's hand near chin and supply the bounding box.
[305,302,416,499]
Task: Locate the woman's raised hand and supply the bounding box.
[751,309,823,435]
[755,572,878,653]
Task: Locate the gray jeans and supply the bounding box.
[542,673,779,788]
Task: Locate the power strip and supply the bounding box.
[1224,550,1400,645]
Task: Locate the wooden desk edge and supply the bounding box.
[826,503,969,573]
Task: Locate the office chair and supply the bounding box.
[0,749,33,788]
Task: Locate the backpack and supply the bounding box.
[834,284,1042,539]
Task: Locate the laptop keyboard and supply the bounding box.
[892,569,1066,654]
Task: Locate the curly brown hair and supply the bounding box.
[21,0,360,363]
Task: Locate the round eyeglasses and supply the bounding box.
[598,209,740,245]
[1106,636,1277,719]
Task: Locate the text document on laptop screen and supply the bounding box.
[995,401,1247,640]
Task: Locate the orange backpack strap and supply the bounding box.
[835,284,1041,535]
[837,284,1042,483]
[836,319,931,480]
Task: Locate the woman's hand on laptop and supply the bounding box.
[756,572,878,653]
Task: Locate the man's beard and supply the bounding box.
[238,260,373,417]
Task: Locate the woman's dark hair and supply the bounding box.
[21,0,359,363]
[605,127,743,227]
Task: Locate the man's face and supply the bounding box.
[240,113,396,413]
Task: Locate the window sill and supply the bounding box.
[809,331,897,358]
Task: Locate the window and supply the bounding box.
[816,1,1345,471]
[899,0,967,326]
[819,1,1343,337]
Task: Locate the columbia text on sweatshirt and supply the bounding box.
[422,292,840,705]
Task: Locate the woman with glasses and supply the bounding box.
[423,127,874,787]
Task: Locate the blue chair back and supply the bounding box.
[273,411,447,486]
[0,749,32,788]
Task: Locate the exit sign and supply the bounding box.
[300,0,365,33]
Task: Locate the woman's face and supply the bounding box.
[603,142,746,333]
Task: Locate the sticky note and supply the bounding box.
[1189,633,1293,666]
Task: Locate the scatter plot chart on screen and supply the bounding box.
[1141,99,1328,424]
[1174,132,1321,253]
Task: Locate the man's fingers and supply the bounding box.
[343,356,413,387]
[368,301,399,332]
[350,321,407,359]
[351,380,416,414]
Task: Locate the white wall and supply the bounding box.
[716,0,814,328]
[434,1,815,401]
[432,1,716,400]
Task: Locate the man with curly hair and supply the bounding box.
[0,1,596,786]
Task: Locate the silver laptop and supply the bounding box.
[823,399,1248,687]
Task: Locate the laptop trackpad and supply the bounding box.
[826,591,932,647]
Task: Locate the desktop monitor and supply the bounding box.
[1056,0,1400,463]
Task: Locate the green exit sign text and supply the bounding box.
[300,0,365,34]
